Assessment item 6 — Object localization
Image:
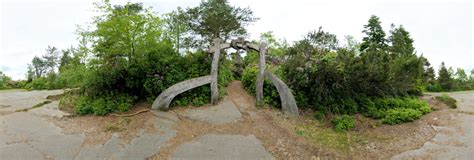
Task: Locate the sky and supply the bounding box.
[1,0,473,80]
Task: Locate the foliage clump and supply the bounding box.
[381,108,422,125]
[331,115,355,131]
[435,94,457,108]
[75,94,135,116]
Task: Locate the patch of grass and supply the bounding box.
[435,94,457,108]
[103,123,123,132]
[295,123,352,153]
[119,117,131,125]
[32,100,52,108]
[58,90,81,114]
[294,120,392,155]
[15,100,52,112]
[15,108,29,112]
[46,94,63,101]
[456,110,474,115]
[313,111,325,121]
[295,121,370,154]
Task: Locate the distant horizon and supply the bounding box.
[1,0,473,80]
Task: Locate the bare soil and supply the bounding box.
[50,102,159,146]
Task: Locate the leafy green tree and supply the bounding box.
[438,62,454,91]
[388,24,415,55]
[81,1,173,96]
[387,25,424,95]
[59,47,74,71]
[453,68,469,90]
[26,64,35,82]
[455,68,468,82]
[360,15,387,53]
[31,56,47,78]
[288,27,338,60]
[471,69,474,80]
[0,71,12,89]
[163,7,189,52]
[259,31,289,62]
[356,15,392,96]
[42,46,60,73]
[183,0,258,46]
[424,66,436,84]
[341,35,360,54]
[304,27,338,52]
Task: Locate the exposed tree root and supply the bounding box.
[110,109,150,117]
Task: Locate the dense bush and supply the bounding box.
[366,97,431,120]
[28,77,48,90]
[0,71,13,89]
[331,115,355,131]
[364,97,431,125]
[75,94,135,116]
[241,66,281,107]
[170,51,234,107]
[426,83,443,92]
[381,108,422,125]
[435,94,457,108]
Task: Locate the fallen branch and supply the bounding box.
[110,109,150,117]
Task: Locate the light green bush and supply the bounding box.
[331,115,355,131]
[382,108,422,125]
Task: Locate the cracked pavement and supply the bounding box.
[0,90,177,160]
[0,88,274,159]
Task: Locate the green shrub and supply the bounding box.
[373,98,389,110]
[331,115,355,131]
[435,94,457,108]
[75,96,92,115]
[241,66,281,107]
[30,78,48,90]
[382,108,422,125]
[339,98,359,114]
[363,97,431,121]
[355,96,375,113]
[366,105,386,119]
[426,83,443,92]
[314,111,325,120]
[75,94,134,116]
[403,98,432,114]
[241,66,258,94]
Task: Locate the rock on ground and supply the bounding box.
[172,134,274,160]
[0,89,177,160]
[183,96,242,124]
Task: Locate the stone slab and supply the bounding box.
[172,134,274,160]
[184,97,242,124]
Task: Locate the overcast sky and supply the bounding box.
[1,0,473,80]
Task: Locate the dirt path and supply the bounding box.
[150,81,328,159]
[393,91,474,159]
